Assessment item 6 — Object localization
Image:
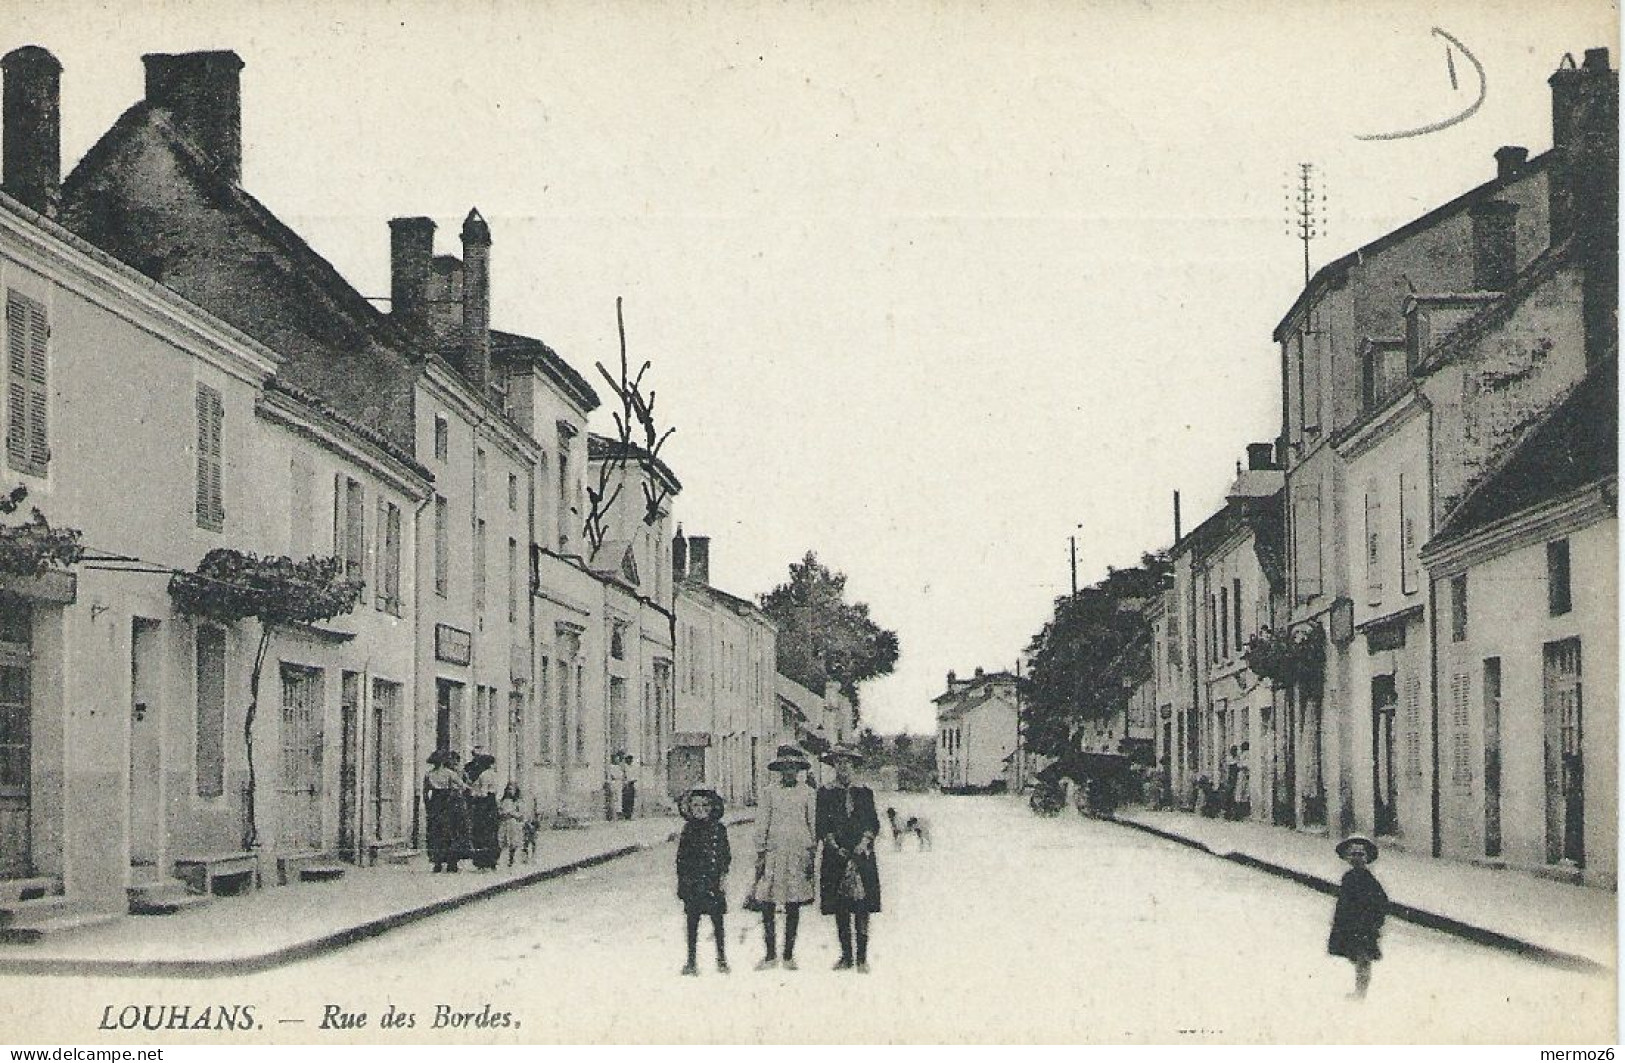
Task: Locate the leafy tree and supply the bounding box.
[857,726,885,759]
[0,484,82,577]
[170,550,364,849]
[759,551,899,708]
[1019,553,1170,760]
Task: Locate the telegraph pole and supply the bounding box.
[1289,163,1326,286]
[1069,523,1081,596]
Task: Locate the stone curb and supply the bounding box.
[1110,817,1610,976]
[0,817,755,980]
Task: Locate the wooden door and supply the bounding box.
[278,665,324,853]
[1371,675,1398,835]
[1483,657,1502,858]
[129,619,163,866]
[1543,640,1583,866]
[0,597,29,878]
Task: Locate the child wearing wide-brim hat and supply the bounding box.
[1327,834,1388,1000]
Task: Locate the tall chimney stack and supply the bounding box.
[1173,490,1182,543]
[672,527,689,581]
[1,47,61,218]
[143,51,245,183]
[688,536,710,586]
[1494,145,1529,181]
[389,217,435,334]
[460,208,492,395]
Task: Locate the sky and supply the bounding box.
[6,0,1615,734]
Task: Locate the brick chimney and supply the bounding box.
[1,47,61,218]
[672,526,688,581]
[1469,200,1518,290]
[460,208,492,395]
[388,217,435,334]
[143,51,244,183]
[687,535,710,585]
[1494,145,1529,181]
[1549,48,1618,243]
[1246,442,1277,470]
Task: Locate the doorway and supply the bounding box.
[1371,674,1398,835]
[1543,639,1583,867]
[129,619,163,867]
[1483,657,1502,858]
[338,672,360,862]
[278,664,324,852]
[0,597,31,878]
[435,678,463,754]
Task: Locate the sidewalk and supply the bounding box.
[0,812,753,978]
[1113,808,1615,973]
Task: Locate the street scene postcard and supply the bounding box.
[0,0,1614,1048]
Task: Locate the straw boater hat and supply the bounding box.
[1335,834,1379,863]
[768,744,811,772]
[821,743,863,765]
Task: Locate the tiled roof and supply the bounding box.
[61,103,423,450]
[492,329,600,413]
[1432,358,1617,543]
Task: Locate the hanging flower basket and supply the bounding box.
[1243,623,1325,692]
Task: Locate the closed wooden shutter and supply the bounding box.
[1295,495,1322,601]
[195,384,224,531]
[386,503,402,613]
[6,293,48,477]
[1365,485,1382,603]
[1400,473,1420,595]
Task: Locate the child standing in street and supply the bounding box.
[497,782,526,868]
[1327,834,1388,1000]
[676,788,731,976]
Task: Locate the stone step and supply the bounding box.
[0,908,122,944]
[129,884,213,916]
[0,894,74,929]
[378,848,422,867]
[0,876,57,903]
[299,863,347,883]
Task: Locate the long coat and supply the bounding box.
[676,819,732,915]
[816,784,882,915]
[423,767,470,864]
[466,772,501,869]
[753,782,818,905]
[1327,866,1388,961]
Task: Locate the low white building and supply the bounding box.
[934,668,1019,792]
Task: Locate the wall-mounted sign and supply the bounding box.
[435,623,472,666]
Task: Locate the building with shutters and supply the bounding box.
[933,668,1019,792]
[672,532,777,807]
[0,44,435,927]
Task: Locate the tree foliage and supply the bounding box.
[169,549,364,848]
[1019,554,1170,760]
[759,551,899,708]
[0,485,83,578]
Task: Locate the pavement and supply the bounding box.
[1112,807,1616,973]
[0,811,753,978]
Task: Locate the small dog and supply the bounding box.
[885,807,932,851]
[521,816,540,863]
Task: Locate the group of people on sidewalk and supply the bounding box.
[676,742,883,976]
[423,749,535,872]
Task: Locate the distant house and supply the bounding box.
[934,668,1019,792]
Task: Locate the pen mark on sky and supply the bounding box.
[1356,27,1486,142]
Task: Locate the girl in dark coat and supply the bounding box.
[815,745,881,972]
[676,788,731,975]
[1327,834,1388,999]
[465,754,501,871]
[423,750,470,873]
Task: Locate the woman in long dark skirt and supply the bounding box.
[465,753,501,871]
[1327,834,1388,999]
[423,750,470,873]
[816,744,881,972]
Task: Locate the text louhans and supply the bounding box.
[96,1006,256,1033]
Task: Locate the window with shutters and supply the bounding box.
[1449,671,1472,788]
[1364,486,1382,604]
[1218,585,1229,661]
[375,501,402,615]
[5,292,48,477]
[1403,674,1424,780]
[433,495,449,597]
[537,655,553,765]
[1294,494,1322,601]
[508,473,519,512]
[474,518,487,612]
[334,476,364,583]
[194,384,225,531]
[1450,574,1468,642]
[289,455,314,556]
[1547,539,1572,616]
[433,414,449,462]
[194,624,226,798]
[1400,472,1420,595]
[1232,577,1243,654]
[507,537,518,623]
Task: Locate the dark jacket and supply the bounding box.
[676,819,732,915]
[1327,866,1388,961]
[816,784,882,914]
